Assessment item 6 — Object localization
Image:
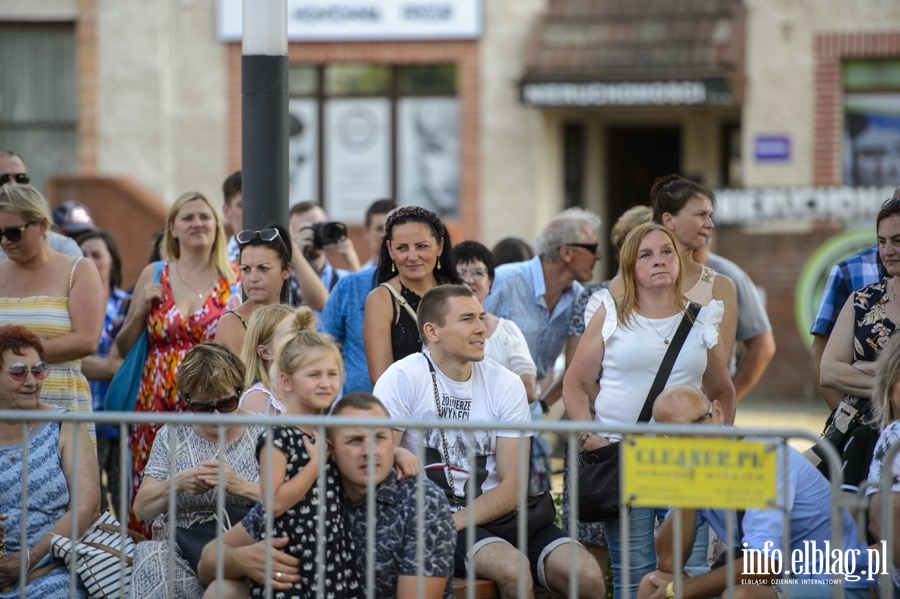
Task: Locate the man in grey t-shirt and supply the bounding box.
[697,244,776,402]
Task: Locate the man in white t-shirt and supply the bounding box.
[374,284,605,598]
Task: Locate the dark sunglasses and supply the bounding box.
[7,361,49,382]
[0,173,30,186]
[0,222,36,243]
[882,197,900,210]
[236,228,281,246]
[187,394,240,413]
[565,242,599,254]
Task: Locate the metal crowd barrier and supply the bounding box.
[0,409,886,598]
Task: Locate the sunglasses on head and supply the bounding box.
[187,394,240,413]
[236,228,281,246]
[0,174,30,186]
[0,222,36,243]
[7,361,49,382]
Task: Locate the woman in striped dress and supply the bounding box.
[0,185,105,441]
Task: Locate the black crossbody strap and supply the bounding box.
[636,302,701,423]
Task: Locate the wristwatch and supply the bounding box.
[665,581,676,598]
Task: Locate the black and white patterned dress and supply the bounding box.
[250,426,359,599]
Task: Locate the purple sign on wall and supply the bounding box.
[754,135,791,161]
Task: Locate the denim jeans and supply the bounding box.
[604,507,709,599]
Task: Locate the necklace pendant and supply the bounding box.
[663,339,669,345]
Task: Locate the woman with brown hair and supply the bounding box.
[363,206,460,385]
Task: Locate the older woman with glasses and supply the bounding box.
[0,185,105,441]
[0,325,99,598]
[450,240,537,402]
[130,342,262,599]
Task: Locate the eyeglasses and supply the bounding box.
[187,394,240,413]
[457,267,489,282]
[564,242,600,255]
[7,362,49,382]
[692,402,714,424]
[882,197,900,210]
[0,174,30,186]
[0,222,36,243]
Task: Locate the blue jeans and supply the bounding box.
[604,507,709,599]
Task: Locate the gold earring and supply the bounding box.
[437,257,441,271]
[391,261,396,273]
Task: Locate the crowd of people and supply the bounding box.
[0,145,897,598]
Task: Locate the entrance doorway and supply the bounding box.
[604,126,681,277]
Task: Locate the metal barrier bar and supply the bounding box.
[0,409,869,598]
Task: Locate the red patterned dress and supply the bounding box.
[129,262,235,535]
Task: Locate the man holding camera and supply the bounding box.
[288,201,360,307]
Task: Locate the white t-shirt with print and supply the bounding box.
[374,349,532,508]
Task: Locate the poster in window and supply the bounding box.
[325,98,391,222]
[288,99,318,204]
[844,93,900,186]
[398,97,459,218]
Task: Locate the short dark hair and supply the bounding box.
[650,174,716,223]
[77,229,124,292]
[290,200,322,218]
[451,240,495,282]
[491,237,533,266]
[0,325,45,363]
[222,170,242,206]
[331,392,390,418]
[365,199,396,228]
[417,284,477,344]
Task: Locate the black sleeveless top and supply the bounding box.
[390,284,423,361]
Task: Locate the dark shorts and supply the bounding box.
[453,523,578,588]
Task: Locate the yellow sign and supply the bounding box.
[622,436,777,509]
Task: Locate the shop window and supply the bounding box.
[288,64,459,221]
[843,60,900,186]
[0,22,77,192]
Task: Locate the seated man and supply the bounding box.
[638,385,875,599]
[373,284,605,599]
[197,392,456,598]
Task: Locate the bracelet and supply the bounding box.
[578,432,597,448]
[665,581,676,598]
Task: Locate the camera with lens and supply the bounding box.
[310,221,348,248]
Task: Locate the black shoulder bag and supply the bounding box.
[577,303,700,522]
[426,356,556,545]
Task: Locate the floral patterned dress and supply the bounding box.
[129,262,235,535]
[851,277,897,370]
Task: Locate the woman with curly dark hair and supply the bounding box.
[363,206,460,385]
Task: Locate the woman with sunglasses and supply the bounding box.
[130,342,262,599]
[363,205,460,385]
[115,191,238,536]
[0,185,105,441]
[819,196,900,492]
[215,225,293,356]
[0,325,99,598]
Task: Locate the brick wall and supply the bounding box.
[813,31,900,185]
[715,226,842,404]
